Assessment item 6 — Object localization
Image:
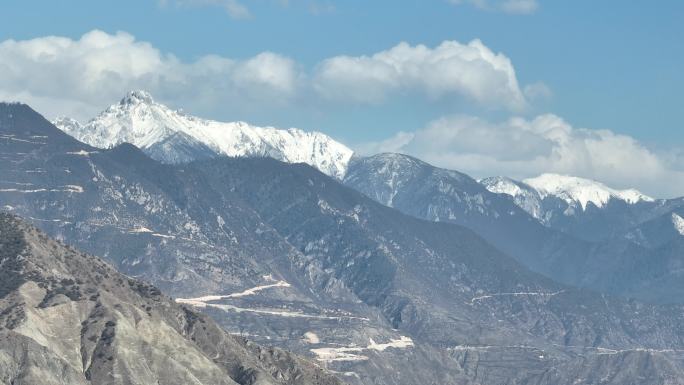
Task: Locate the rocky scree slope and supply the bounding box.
[6,103,684,384]
[0,212,343,385]
[345,153,684,305]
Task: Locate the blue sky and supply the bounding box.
[2,0,684,195]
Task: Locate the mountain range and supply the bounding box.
[479,174,679,242]
[344,153,684,304]
[3,95,684,384]
[54,91,353,179]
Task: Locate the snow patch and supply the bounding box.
[178,281,291,304]
[63,185,84,193]
[471,290,564,304]
[152,233,176,239]
[311,336,414,363]
[0,134,46,145]
[129,226,153,233]
[176,281,369,321]
[672,213,684,236]
[0,185,83,194]
[523,173,653,210]
[367,335,414,351]
[66,150,98,156]
[303,332,320,344]
[197,303,367,320]
[480,176,544,220]
[26,216,72,224]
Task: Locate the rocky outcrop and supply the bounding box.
[0,213,343,385]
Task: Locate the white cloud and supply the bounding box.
[0,30,299,120]
[1,30,679,197]
[449,0,539,15]
[0,31,536,120]
[359,114,684,198]
[313,40,528,111]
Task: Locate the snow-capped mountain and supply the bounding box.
[53,91,354,179]
[10,102,684,383]
[482,173,653,215]
[480,173,665,242]
[523,173,653,210]
[478,176,546,221]
[481,173,654,218]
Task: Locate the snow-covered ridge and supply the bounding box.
[673,213,684,236]
[53,91,354,179]
[523,173,653,210]
[479,176,544,219]
[481,173,654,221]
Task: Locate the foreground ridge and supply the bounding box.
[0,213,343,385]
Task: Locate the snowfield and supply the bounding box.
[54,90,354,179]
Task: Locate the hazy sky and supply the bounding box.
[2,0,683,196]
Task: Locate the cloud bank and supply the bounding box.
[314,40,527,111]
[0,30,530,120]
[358,114,684,198]
[0,30,298,120]
[1,29,681,197]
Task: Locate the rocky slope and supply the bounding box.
[0,213,342,385]
[53,91,353,179]
[2,102,466,385]
[344,153,684,305]
[480,174,679,243]
[343,153,589,275]
[7,102,684,384]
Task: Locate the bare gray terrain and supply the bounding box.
[0,212,343,385]
[4,102,684,384]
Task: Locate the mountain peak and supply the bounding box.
[523,173,653,209]
[52,115,82,130]
[53,92,354,178]
[120,89,154,106]
[479,176,531,197]
[1,103,84,145]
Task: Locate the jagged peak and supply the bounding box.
[53,91,354,178]
[52,116,82,129]
[361,152,429,168]
[119,90,155,106]
[523,173,654,209]
[480,176,538,198]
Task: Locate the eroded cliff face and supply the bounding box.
[0,213,343,385]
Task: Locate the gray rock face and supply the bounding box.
[344,153,684,305]
[342,153,570,270]
[6,103,684,384]
[480,175,684,244]
[2,102,467,384]
[0,213,343,385]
